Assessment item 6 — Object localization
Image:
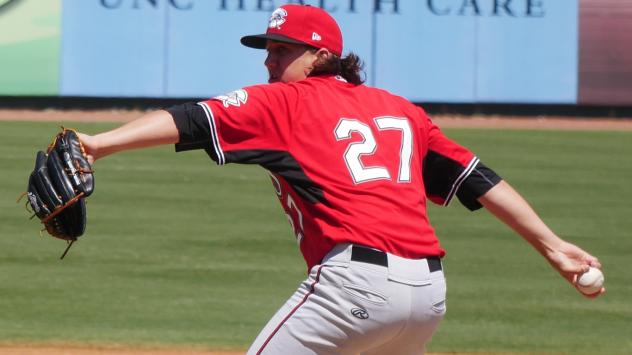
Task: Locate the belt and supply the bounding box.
[350,245,442,272]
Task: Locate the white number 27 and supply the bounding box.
[334,116,413,184]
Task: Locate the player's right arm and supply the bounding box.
[478,180,605,298]
[418,108,604,298]
[77,109,179,164]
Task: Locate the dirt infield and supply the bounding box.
[0,345,487,355]
[1,108,632,131]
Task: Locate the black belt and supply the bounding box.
[350,245,442,272]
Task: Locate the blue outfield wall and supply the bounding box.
[58,0,578,103]
[61,1,166,97]
[374,0,578,103]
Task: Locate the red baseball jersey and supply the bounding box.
[197,76,477,270]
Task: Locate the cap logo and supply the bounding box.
[268,8,287,29]
[311,32,322,41]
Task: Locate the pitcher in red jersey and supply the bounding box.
[77,4,604,354]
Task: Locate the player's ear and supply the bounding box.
[314,48,332,65]
[307,48,336,78]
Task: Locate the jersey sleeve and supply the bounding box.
[191,84,298,165]
[456,161,503,210]
[420,109,480,207]
[168,102,213,152]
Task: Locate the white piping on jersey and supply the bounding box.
[443,156,480,207]
[197,101,225,165]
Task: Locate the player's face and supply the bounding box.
[265,41,318,83]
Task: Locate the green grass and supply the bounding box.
[1,121,631,354]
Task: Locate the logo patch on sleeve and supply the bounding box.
[214,89,248,108]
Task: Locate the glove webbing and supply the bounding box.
[41,192,85,226]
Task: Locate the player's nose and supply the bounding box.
[264,53,276,69]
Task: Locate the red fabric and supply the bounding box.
[201,76,475,270]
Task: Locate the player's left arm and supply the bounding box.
[77,110,179,164]
[478,180,605,298]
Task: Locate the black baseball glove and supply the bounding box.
[21,128,94,257]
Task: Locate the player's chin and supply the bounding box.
[267,72,282,83]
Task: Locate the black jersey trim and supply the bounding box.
[197,101,225,165]
[224,149,328,205]
[169,102,214,152]
[443,156,479,207]
[456,161,502,211]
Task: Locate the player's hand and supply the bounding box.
[546,241,605,298]
[76,132,98,165]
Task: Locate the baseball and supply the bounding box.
[576,267,604,295]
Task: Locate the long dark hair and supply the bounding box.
[309,52,365,85]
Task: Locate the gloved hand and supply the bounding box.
[20,128,95,257]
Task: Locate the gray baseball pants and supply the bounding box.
[247,244,447,354]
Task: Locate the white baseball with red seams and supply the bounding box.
[576,267,604,295]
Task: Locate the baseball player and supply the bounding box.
[76,4,604,354]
